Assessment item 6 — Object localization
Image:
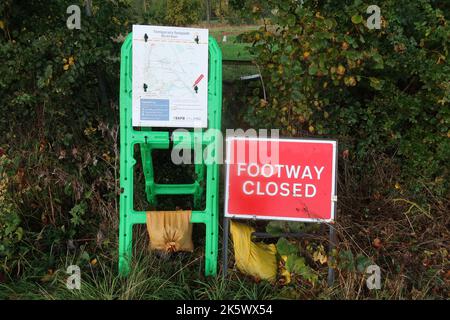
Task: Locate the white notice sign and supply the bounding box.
[132,25,209,128]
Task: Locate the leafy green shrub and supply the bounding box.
[239,0,450,198]
[138,0,167,25]
[213,0,254,25]
[0,0,130,275]
[165,0,202,26]
[276,238,318,284]
[0,152,25,273]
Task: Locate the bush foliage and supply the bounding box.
[0,0,129,273]
[240,0,450,197]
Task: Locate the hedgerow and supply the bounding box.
[0,0,130,273]
[240,0,450,198]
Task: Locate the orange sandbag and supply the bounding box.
[230,220,278,281]
[146,211,194,252]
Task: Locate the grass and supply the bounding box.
[3,221,445,301]
[0,248,281,300]
[1,220,447,300]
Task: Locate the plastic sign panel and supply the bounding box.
[132,25,208,128]
[224,137,337,222]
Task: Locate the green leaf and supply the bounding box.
[276,238,299,256]
[338,250,355,271]
[308,64,318,76]
[286,254,305,273]
[369,77,384,90]
[287,222,306,233]
[15,227,23,241]
[356,254,373,273]
[287,14,296,27]
[351,14,363,24]
[324,18,335,29]
[80,251,90,262]
[266,221,284,236]
[70,202,87,226]
[286,255,318,283]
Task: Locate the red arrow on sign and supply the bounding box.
[193,74,204,87]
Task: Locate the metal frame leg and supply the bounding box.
[222,217,230,277]
[327,224,337,286]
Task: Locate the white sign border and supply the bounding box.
[131,24,209,128]
[224,136,338,223]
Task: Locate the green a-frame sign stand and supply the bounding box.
[118,33,222,276]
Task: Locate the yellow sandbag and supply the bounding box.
[230,220,277,281]
[146,211,193,252]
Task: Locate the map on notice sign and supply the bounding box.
[132,25,208,128]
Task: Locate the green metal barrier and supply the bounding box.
[118,33,222,276]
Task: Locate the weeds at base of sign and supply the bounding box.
[224,218,338,287]
[229,223,377,289]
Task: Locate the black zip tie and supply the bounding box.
[143,83,148,92]
[144,33,148,42]
[194,35,199,44]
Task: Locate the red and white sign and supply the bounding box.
[224,137,337,222]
